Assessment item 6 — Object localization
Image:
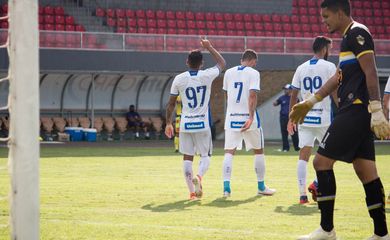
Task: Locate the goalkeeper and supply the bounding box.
[291,8,390,239]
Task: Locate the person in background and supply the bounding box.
[273,84,299,152]
[126,104,149,139]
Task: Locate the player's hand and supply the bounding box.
[289,94,322,124]
[287,120,297,135]
[200,37,212,49]
[368,100,390,139]
[165,123,174,138]
[240,118,253,132]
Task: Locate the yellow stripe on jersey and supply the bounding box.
[356,50,374,59]
[339,51,358,67]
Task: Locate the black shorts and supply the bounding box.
[317,104,375,163]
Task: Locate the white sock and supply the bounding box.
[297,160,308,196]
[254,154,266,181]
[183,160,194,193]
[223,153,233,181]
[198,156,210,177]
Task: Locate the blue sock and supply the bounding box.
[223,181,231,193]
[258,181,265,191]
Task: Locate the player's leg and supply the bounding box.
[223,130,241,197]
[291,128,300,151]
[280,116,290,151]
[192,131,213,198]
[354,159,388,238]
[244,128,276,196]
[179,132,197,199]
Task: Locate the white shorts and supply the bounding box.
[224,128,264,151]
[298,125,329,148]
[179,131,212,157]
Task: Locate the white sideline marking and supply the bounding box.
[47,219,254,234]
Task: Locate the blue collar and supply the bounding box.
[188,70,198,76]
[237,65,246,71]
[310,58,319,65]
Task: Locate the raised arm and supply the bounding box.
[200,38,226,71]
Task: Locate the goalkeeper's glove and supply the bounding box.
[368,100,390,139]
[289,94,323,124]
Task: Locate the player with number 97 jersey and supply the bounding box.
[291,58,336,127]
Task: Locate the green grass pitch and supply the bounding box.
[0,143,389,239]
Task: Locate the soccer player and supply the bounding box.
[174,96,182,152]
[288,36,337,204]
[290,1,390,239]
[165,38,226,200]
[384,77,390,203]
[222,49,275,197]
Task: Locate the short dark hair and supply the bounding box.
[321,0,351,17]
[241,49,257,61]
[312,36,332,53]
[187,50,203,69]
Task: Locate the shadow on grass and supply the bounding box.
[274,203,319,216]
[141,199,201,212]
[203,196,259,208]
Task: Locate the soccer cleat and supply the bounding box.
[192,175,203,198]
[189,192,197,200]
[308,181,318,202]
[223,191,231,198]
[257,186,276,196]
[297,227,336,240]
[300,195,309,204]
[366,234,390,240]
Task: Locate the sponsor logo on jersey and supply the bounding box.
[303,116,321,124]
[230,121,246,128]
[184,122,205,130]
[356,35,365,46]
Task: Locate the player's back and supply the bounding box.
[223,65,261,130]
[292,59,336,127]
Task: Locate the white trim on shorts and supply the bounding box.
[298,125,329,148]
[224,127,264,151]
[179,130,212,157]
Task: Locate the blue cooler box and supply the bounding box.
[65,127,83,141]
[83,128,97,142]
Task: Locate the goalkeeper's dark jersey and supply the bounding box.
[337,22,374,111]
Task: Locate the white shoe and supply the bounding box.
[297,227,336,240]
[223,191,231,198]
[257,186,276,196]
[192,175,203,198]
[367,234,390,240]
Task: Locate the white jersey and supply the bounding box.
[170,66,220,132]
[291,58,336,127]
[223,65,261,131]
[385,76,390,95]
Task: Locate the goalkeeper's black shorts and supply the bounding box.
[317,104,375,163]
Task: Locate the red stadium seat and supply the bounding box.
[65,16,75,25]
[384,9,390,17]
[262,14,271,22]
[246,30,255,36]
[301,24,310,32]
[308,8,317,15]
[243,13,252,22]
[44,6,54,15]
[75,25,85,32]
[117,18,126,27]
[39,15,44,24]
[363,1,371,8]
[205,12,214,21]
[373,9,382,17]
[271,14,281,23]
[0,21,8,29]
[65,24,75,31]
[291,15,299,23]
[226,21,235,30]
[300,15,309,24]
[299,8,308,15]
[136,10,146,19]
[116,27,126,33]
[307,0,316,8]
[167,19,176,28]
[96,8,105,17]
[309,16,317,24]
[125,9,135,18]
[177,28,187,35]
[127,18,136,27]
[206,21,216,30]
[198,29,207,36]
[187,20,196,29]
[177,20,186,29]
[236,30,245,36]
[252,14,261,22]
[106,8,115,18]
[187,29,197,35]
[254,22,263,31]
[54,6,65,16]
[157,19,167,28]
[292,23,301,32]
[217,30,226,35]
[374,17,383,25]
[365,17,374,26]
[384,18,390,25]
[383,2,390,9]
[44,15,54,24]
[44,23,54,30]
[107,17,116,27]
[298,0,306,7]
[166,10,175,20]
[281,14,290,23]
[354,9,364,17]
[157,28,166,34]
[156,10,165,19]
[264,22,272,31]
[235,21,244,30]
[216,21,225,30]
[215,13,223,21]
[116,9,125,18]
[146,10,155,19]
[137,27,147,33]
[147,19,157,28]
[364,9,372,17]
[147,28,157,34]
[353,1,363,8]
[282,23,292,32]
[55,24,65,31]
[176,11,185,20]
[245,22,253,31]
[223,13,233,21]
[208,29,217,36]
[56,15,65,24]
[311,24,320,33]
[185,11,195,20]
[273,23,282,32]
[39,6,44,15]
[128,27,137,33]
[137,18,147,28]
[196,21,205,29]
[195,12,205,21]
[233,13,243,22]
